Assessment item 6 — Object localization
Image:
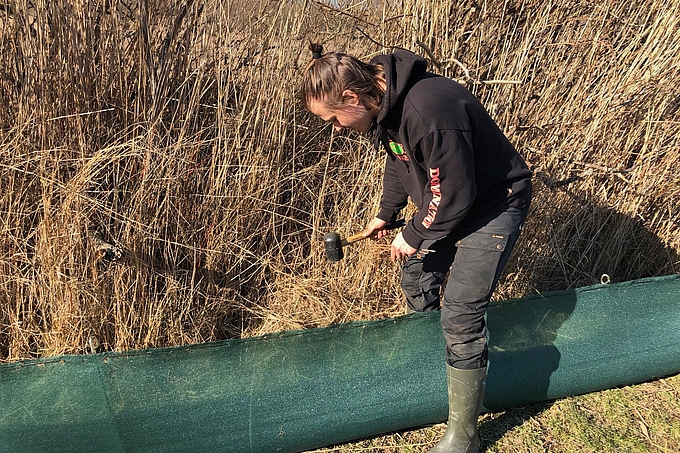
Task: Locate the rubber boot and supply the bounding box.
[428,365,486,453]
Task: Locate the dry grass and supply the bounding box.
[310,373,680,452]
[1,0,679,450]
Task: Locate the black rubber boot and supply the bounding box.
[428,365,486,453]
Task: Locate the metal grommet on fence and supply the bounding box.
[600,274,611,285]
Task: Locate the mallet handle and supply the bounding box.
[341,219,406,246]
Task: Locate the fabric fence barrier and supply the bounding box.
[1,275,679,452]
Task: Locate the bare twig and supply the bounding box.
[415,39,442,68]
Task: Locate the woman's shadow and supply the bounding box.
[480,286,576,450]
[477,172,678,451]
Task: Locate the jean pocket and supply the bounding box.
[455,232,509,252]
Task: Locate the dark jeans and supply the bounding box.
[400,204,530,369]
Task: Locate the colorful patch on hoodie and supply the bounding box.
[389,141,409,162]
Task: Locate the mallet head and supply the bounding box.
[323,232,344,261]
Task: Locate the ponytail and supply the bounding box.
[301,42,385,112]
[310,42,323,60]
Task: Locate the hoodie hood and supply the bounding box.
[370,50,429,125]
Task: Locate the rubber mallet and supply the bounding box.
[323,219,406,261]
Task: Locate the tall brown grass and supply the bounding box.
[1,0,678,361]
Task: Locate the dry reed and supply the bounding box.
[0,0,678,365]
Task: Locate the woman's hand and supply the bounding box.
[391,232,417,261]
[362,217,388,240]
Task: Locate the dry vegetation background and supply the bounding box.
[0,0,679,450]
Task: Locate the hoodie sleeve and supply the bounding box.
[377,154,409,223]
[401,129,477,249]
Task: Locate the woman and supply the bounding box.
[301,43,532,453]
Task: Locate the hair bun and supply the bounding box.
[309,42,323,59]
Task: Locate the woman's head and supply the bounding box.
[301,43,385,133]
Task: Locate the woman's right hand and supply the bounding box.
[361,217,389,240]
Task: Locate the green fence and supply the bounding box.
[1,275,679,452]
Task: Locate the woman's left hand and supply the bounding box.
[390,232,418,262]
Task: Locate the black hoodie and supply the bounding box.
[370,50,532,250]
